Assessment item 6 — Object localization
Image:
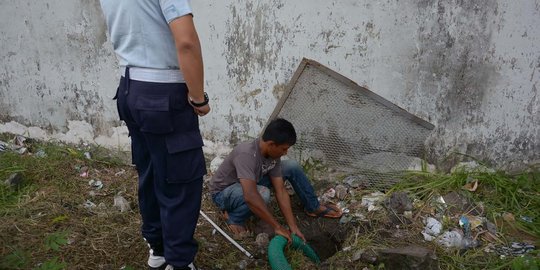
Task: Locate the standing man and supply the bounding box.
[99,1,209,269]
[209,119,342,241]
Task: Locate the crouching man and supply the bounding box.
[208,118,342,241]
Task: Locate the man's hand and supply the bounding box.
[290,227,306,243]
[190,102,210,116]
[274,225,292,243]
[271,177,305,242]
[194,105,210,116]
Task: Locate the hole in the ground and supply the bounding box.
[286,196,353,262]
[297,213,353,261]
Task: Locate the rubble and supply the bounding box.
[113,194,131,212]
[378,246,438,270]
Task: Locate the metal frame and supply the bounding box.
[267,58,434,130]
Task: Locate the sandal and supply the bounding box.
[305,204,343,219]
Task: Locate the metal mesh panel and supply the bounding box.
[269,59,434,187]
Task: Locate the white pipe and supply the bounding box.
[199,210,253,258]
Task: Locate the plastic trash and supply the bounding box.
[437,230,463,248]
[422,217,442,241]
[485,242,536,256]
[13,135,26,147]
[0,141,7,152]
[361,192,385,212]
[459,216,471,237]
[88,179,103,189]
[465,216,485,230]
[520,216,533,223]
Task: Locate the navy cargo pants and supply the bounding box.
[115,68,206,267]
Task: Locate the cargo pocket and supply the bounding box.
[165,130,207,183]
[134,94,173,134]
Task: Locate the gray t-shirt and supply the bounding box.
[209,139,282,194]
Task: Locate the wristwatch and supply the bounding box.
[190,92,209,107]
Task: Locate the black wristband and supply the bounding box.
[190,92,209,107]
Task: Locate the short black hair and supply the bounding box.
[262,118,296,146]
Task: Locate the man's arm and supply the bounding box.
[239,178,291,241]
[271,176,306,242]
[169,15,210,116]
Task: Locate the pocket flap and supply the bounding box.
[135,95,169,111]
[165,130,204,154]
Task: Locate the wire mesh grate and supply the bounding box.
[269,59,434,187]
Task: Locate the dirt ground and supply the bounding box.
[1,136,538,269]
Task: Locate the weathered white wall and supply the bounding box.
[1,0,538,170]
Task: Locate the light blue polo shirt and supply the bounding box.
[100,0,192,70]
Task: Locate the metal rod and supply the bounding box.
[199,210,253,258]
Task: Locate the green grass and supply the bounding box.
[0,136,141,269]
[387,166,540,270]
[2,133,538,269]
[392,168,540,238]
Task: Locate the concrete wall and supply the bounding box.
[1,0,538,170]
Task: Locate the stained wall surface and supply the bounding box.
[1,0,538,169]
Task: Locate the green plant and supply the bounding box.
[0,249,30,269]
[35,257,66,270]
[44,231,69,251]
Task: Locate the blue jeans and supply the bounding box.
[212,160,320,225]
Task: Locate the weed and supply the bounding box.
[44,231,69,251]
[0,249,30,269]
[35,257,66,270]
